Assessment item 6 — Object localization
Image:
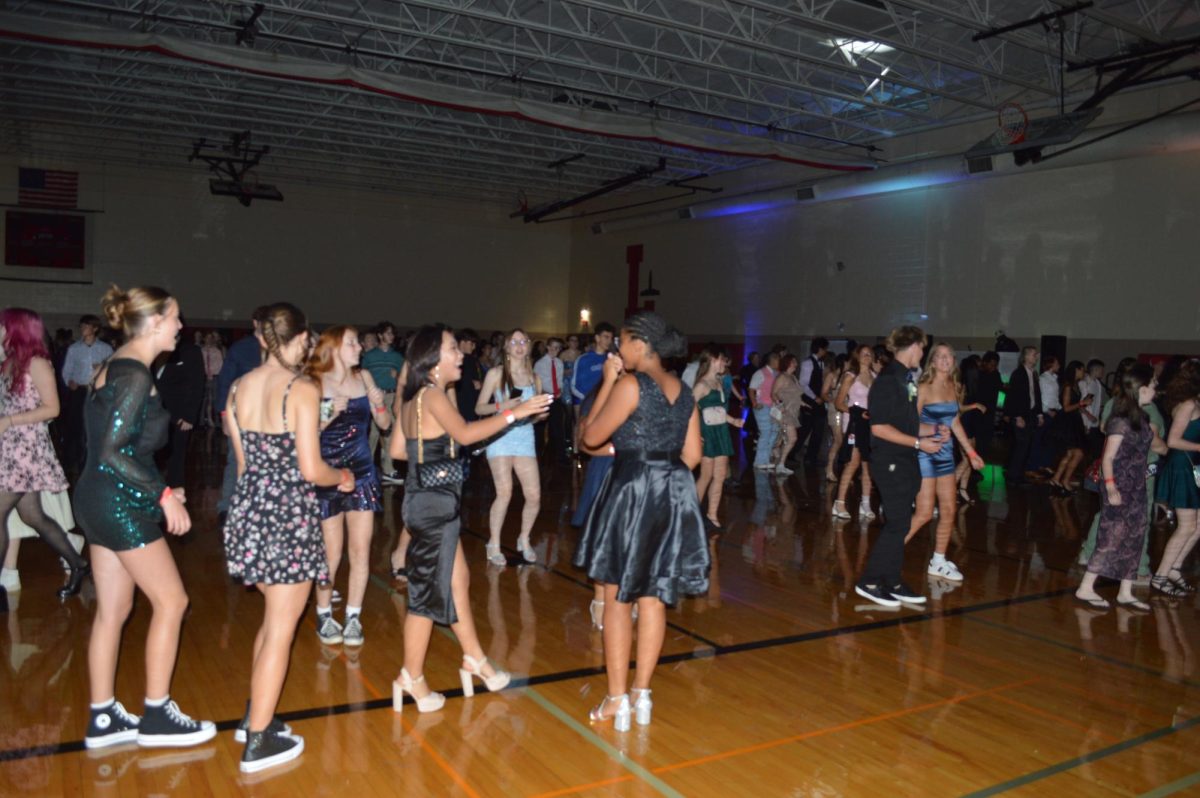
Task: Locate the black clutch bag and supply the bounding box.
[414,387,465,489]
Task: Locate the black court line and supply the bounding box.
[963,714,1200,797]
[0,585,1073,764]
[457,524,725,650]
[965,615,1200,690]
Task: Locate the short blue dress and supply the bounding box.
[486,383,537,459]
[316,394,382,518]
[918,400,959,478]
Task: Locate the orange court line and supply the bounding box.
[305,616,481,798]
[532,677,1039,797]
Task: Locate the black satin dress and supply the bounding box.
[574,372,710,605]
[401,435,461,625]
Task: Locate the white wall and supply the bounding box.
[0,156,572,334]
[568,147,1200,364]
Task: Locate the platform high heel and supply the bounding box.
[393,668,445,713]
[589,599,604,630]
[459,655,511,698]
[588,694,630,732]
[630,688,653,727]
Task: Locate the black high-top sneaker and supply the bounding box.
[84,701,141,749]
[241,730,304,774]
[137,699,217,747]
[234,700,293,743]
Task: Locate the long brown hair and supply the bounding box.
[1165,360,1200,415]
[499,327,532,395]
[695,345,727,384]
[845,345,873,377]
[304,325,358,389]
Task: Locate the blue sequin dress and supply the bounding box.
[315,394,381,518]
[918,400,959,478]
[74,359,170,551]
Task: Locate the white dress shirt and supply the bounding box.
[1079,375,1104,430]
[1039,371,1061,413]
[62,339,114,388]
[533,355,564,401]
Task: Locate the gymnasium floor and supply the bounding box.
[1,450,1197,797]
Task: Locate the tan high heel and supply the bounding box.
[393,668,445,713]
[459,655,511,697]
[589,599,604,630]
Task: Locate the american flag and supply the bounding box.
[18,168,78,209]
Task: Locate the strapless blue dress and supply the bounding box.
[919,401,958,478]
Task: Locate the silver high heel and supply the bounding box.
[485,543,506,566]
[831,500,851,520]
[516,537,537,564]
[859,499,876,520]
[393,668,446,713]
[589,600,604,630]
[588,694,631,732]
[459,655,511,697]
[630,688,653,726]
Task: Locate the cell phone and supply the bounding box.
[509,388,523,401]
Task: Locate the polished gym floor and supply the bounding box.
[1,441,1197,797]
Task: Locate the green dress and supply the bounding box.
[698,387,735,458]
[1156,416,1200,509]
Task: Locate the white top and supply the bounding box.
[681,361,699,388]
[1079,375,1104,429]
[1039,371,1061,413]
[533,355,564,402]
[62,339,114,387]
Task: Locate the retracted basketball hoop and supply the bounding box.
[997,102,1028,146]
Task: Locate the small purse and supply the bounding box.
[414,387,465,489]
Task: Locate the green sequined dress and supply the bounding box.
[73,359,171,551]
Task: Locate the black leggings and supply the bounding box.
[0,492,86,573]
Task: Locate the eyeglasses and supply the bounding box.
[510,338,530,346]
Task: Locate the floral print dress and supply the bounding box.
[0,372,69,493]
[224,378,329,586]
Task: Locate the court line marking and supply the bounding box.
[962,715,1200,797]
[529,677,1040,797]
[521,687,685,798]
[0,586,1072,763]
[965,616,1200,690]
[1139,767,1200,798]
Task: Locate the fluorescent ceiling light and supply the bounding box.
[833,39,895,59]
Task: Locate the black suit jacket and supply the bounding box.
[1005,365,1042,419]
[157,342,207,425]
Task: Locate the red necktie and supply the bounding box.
[551,361,559,397]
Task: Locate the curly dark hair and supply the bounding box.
[1164,359,1200,415]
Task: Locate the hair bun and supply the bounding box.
[100,284,128,330]
[659,327,687,359]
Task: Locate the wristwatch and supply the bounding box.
[913,436,921,450]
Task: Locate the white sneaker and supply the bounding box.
[927,558,963,582]
[0,568,20,592]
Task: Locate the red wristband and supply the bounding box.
[1104,477,1116,484]
[159,487,173,505]
[339,468,353,485]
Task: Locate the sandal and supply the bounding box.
[484,543,506,566]
[1168,571,1197,593]
[1073,593,1110,610]
[1151,576,1187,598]
[1116,598,1152,612]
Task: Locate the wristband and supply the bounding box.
[374,406,387,413]
[503,409,516,425]
[159,487,173,506]
[1104,477,1116,484]
[339,468,353,485]
[967,449,977,458]
[495,402,501,413]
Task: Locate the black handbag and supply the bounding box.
[414,387,465,489]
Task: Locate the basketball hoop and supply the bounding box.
[997,102,1028,146]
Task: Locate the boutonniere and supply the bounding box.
[906,382,917,402]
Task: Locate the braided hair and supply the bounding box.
[623,311,686,360]
[259,302,307,373]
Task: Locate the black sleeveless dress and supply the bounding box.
[573,372,710,605]
[402,434,461,625]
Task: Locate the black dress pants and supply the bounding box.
[1007,414,1037,482]
[796,406,825,465]
[860,455,921,587]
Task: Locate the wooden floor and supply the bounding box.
[2,440,1199,797]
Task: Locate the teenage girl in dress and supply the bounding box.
[833,345,876,521]
[692,346,744,529]
[75,286,216,750]
[476,329,545,565]
[904,344,984,582]
[392,325,551,712]
[225,302,354,772]
[306,326,390,646]
[574,311,707,730]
